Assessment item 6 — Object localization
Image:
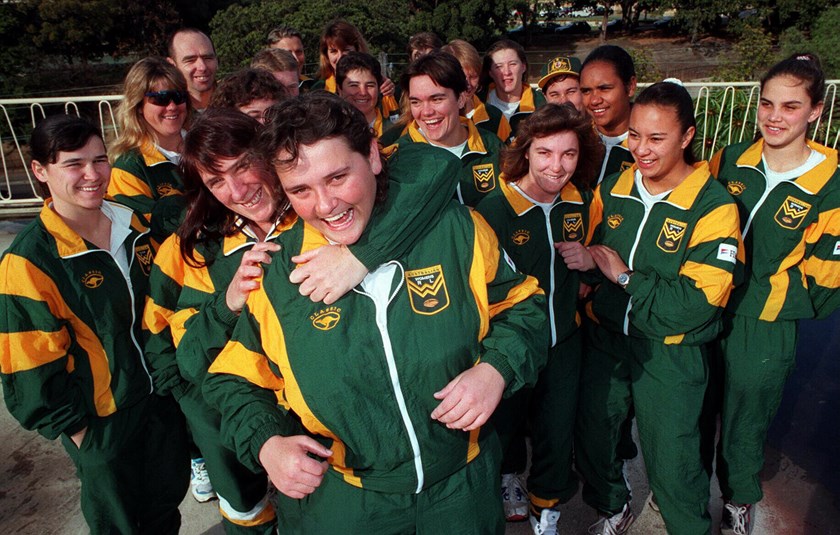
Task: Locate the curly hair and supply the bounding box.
[209,68,288,110]
[502,103,604,191]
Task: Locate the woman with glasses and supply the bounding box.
[109,57,190,242]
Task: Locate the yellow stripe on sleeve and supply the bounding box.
[0,330,71,373]
[142,296,173,335]
[2,254,116,416]
[678,261,734,307]
[687,204,741,249]
[108,167,154,199]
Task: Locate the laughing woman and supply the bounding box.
[575,81,742,535]
[707,53,840,535]
[109,57,190,242]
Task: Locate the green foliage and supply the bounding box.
[628,47,662,83]
[693,85,759,158]
[779,7,840,79]
[712,21,774,82]
[209,0,414,76]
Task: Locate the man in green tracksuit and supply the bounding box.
[203,93,548,534]
[0,198,188,533]
[707,139,840,509]
[576,162,742,534]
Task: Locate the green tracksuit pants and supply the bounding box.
[273,435,504,534]
[178,386,276,534]
[576,324,712,535]
[706,313,797,505]
[61,395,189,535]
[494,329,581,509]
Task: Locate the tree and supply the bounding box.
[23,0,121,64]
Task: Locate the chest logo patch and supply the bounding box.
[472,164,496,193]
[512,230,530,245]
[657,218,688,253]
[726,181,746,196]
[405,265,450,316]
[774,196,811,230]
[156,183,178,197]
[311,307,341,331]
[607,214,624,229]
[563,213,584,242]
[82,270,104,289]
[134,244,154,276]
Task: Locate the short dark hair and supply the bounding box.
[502,103,604,191]
[258,92,388,204]
[761,52,826,106]
[336,52,383,89]
[179,108,285,266]
[407,32,443,57]
[634,81,697,164]
[30,114,103,197]
[400,51,467,97]
[581,45,635,89]
[166,27,215,59]
[267,25,303,45]
[209,69,288,110]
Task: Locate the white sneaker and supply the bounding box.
[722,501,754,535]
[588,503,635,535]
[501,473,528,522]
[190,457,217,503]
[530,508,561,535]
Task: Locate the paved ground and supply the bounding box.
[0,220,838,534]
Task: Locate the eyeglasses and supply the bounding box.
[144,90,188,106]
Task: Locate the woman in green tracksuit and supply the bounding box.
[480,39,546,134]
[475,103,603,534]
[203,93,549,534]
[576,81,742,535]
[144,108,465,533]
[706,53,840,535]
[108,57,189,243]
[0,115,188,534]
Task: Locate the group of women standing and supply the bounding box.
[0,20,837,535]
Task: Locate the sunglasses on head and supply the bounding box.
[144,90,188,106]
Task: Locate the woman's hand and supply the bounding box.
[589,245,630,284]
[225,242,281,313]
[258,435,332,499]
[431,363,505,431]
[289,245,368,304]
[555,241,596,271]
[380,77,396,97]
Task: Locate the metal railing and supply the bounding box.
[1,82,838,216]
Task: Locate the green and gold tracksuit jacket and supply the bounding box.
[0,201,155,440]
[481,84,546,135]
[144,142,463,393]
[476,179,590,346]
[109,141,185,242]
[470,95,513,144]
[586,162,743,345]
[710,139,840,320]
[388,118,503,207]
[596,134,633,185]
[143,221,291,399]
[203,204,548,494]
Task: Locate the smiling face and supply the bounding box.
[628,103,694,186]
[276,136,380,245]
[520,131,579,203]
[580,60,635,136]
[544,75,583,111]
[489,48,526,101]
[199,155,277,233]
[169,31,218,96]
[339,68,380,122]
[758,74,823,151]
[141,81,188,142]
[408,74,468,148]
[32,135,110,217]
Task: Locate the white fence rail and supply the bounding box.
[0,82,838,216]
